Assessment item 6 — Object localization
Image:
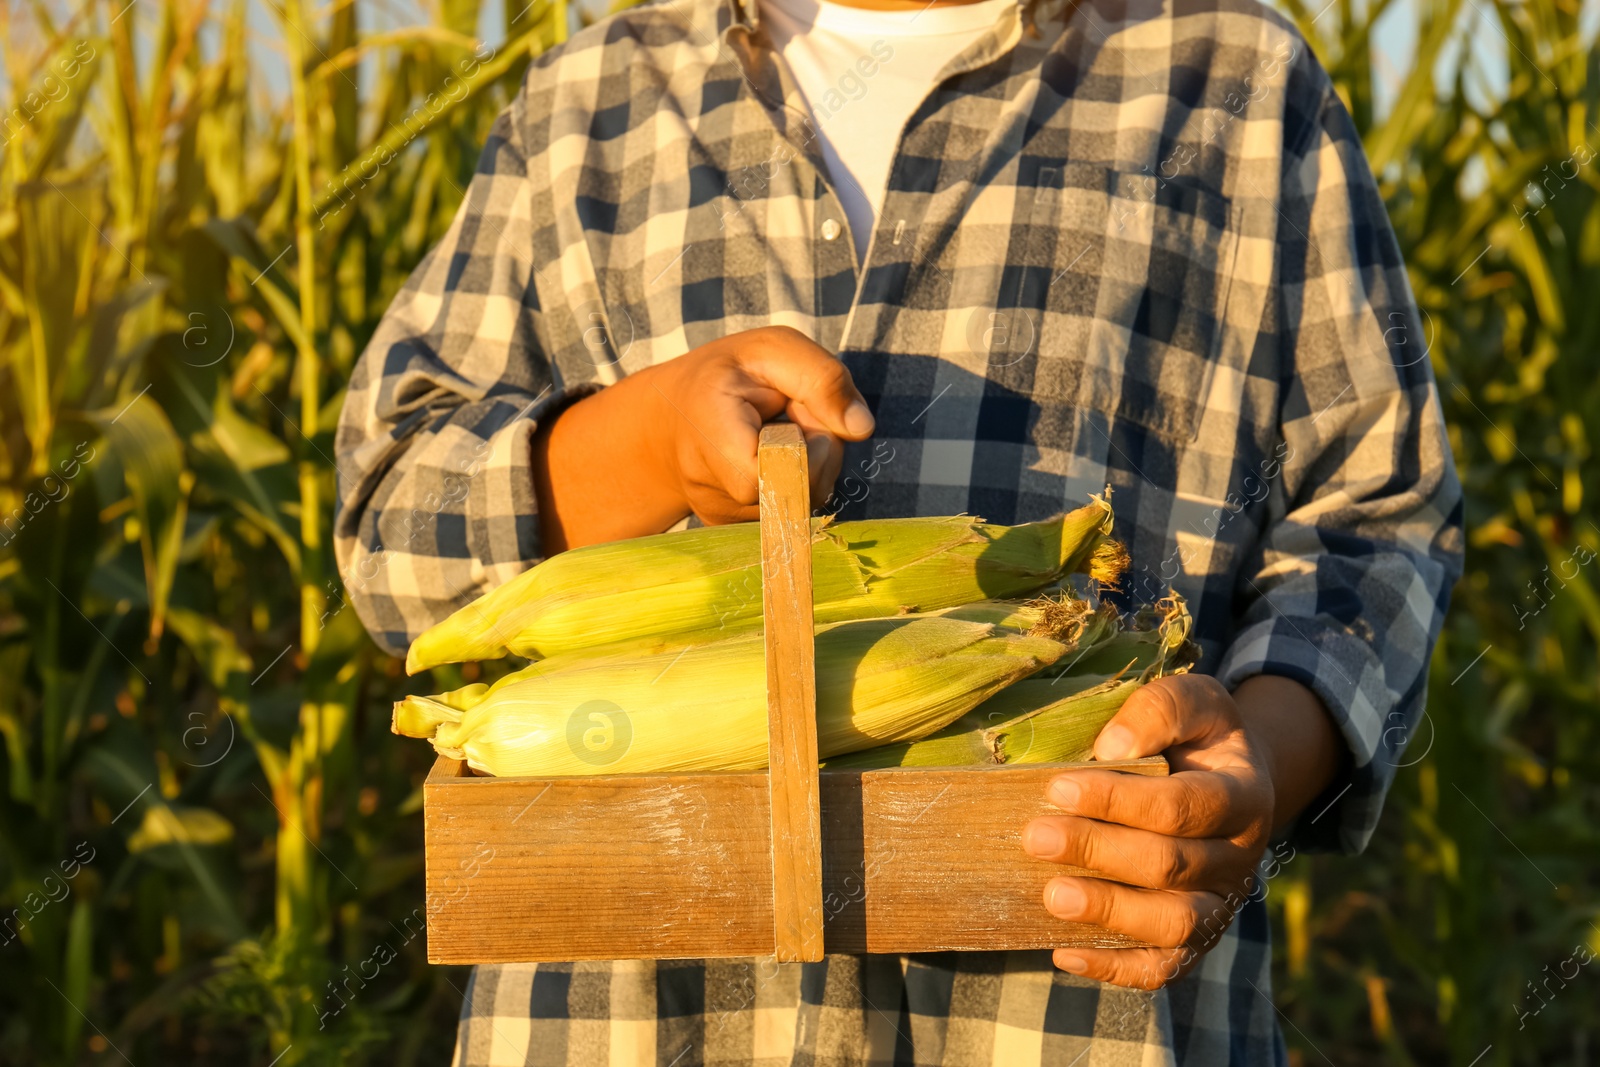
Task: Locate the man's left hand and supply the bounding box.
[1020,673,1280,989]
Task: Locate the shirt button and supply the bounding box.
[821,218,841,242]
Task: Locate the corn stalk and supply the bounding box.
[0,0,564,1060]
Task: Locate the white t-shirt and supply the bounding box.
[758,0,1014,260]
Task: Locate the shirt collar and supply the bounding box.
[723,0,1026,54]
[717,0,1029,90]
[728,0,759,31]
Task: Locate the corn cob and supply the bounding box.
[820,676,1140,769]
[398,593,1113,741]
[393,611,1070,777]
[404,498,1123,674]
[823,594,1194,770]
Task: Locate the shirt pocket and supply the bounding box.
[1033,164,1241,444]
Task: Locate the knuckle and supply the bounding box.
[1144,789,1184,834]
[1236,819,1270,855]
[1157,842,1191,887]
[760,324,808,346]
[1112,961,1151,992]
[809,358,850,395]
[1078,824,1109,874]
[1102,961,1137,988]
[1076,879,1113,926]
[1075,786,1108,822]
[1134,958,1171,991]
[1110,955,1163,991]
[1123,680,1167,719]
[1142,680,1183,730]
[1208,683,1241,722]
[1162,903,1201,949]
[1099,885,1139,936]
[1175,778,1218,834]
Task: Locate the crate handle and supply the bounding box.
[757,423,825,962]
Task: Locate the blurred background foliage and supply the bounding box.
[0,0,1594,1061]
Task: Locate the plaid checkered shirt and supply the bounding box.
[333,0,1465,1058]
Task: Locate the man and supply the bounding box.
[334,0,1464,1057]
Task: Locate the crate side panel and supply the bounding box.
[827,760,1166,953]
[425,773,777,963]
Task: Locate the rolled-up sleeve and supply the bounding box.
[333,88,591,657]
[1215,72,1465,855]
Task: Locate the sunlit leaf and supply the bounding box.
[84,394,190,640]
[127,805,236,852]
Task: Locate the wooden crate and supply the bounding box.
[422,424,1166,964]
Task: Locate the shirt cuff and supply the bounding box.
[341,384,602,657]
[1215,616,1397,855]
[458,384,602,590]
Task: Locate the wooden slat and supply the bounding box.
[423,755,1168,962]
[822,757,1168,953]
[423,758,775,963]
[757,423,825,962]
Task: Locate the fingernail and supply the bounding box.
[1022,821,1064,857]
[1046,880,1087,918]
[1049,778,1080,809]
[843,400,874,437]
[1056,953,1088,974]
[1094,724,1135,761]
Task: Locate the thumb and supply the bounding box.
[1092,675,1235,761]
[739,328,875,441]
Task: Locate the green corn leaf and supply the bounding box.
[84,745,246,940]
[127,805,236,852]
[84,393,191,640]
[200,217,313,355]
[0,644,35,804]
[156,336,304,573]
[22,38,102,184]
[60,899,92,1058]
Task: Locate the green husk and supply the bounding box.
[404,498,1120,674]
[823,594,1195,770]
[393,610,1072,777]
[821,676,1140,769]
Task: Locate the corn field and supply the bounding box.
[0,0,1594,1061]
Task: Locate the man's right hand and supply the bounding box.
[532,326,876,552]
